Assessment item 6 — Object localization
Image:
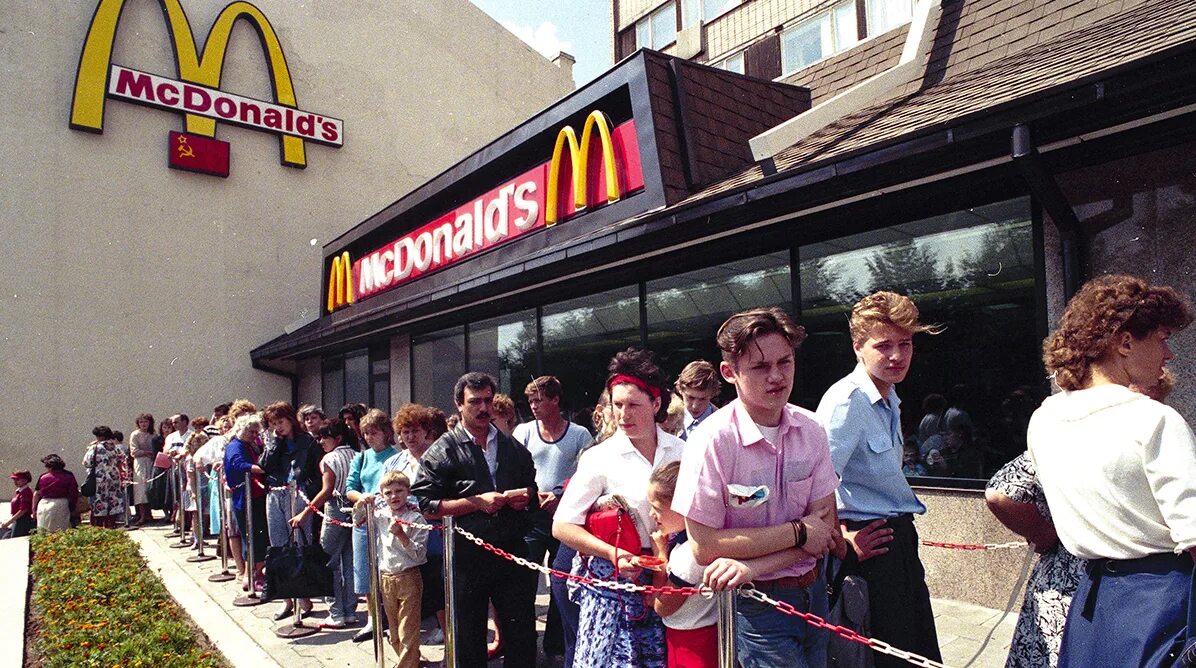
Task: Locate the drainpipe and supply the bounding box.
[749,0,943,160]
[1010,123,1083,301]
[252,359,300,408]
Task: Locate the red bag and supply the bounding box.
[584,496,641,556]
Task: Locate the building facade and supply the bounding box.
[0,1,574,477]
[254,0,1196,608]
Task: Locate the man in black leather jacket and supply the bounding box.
[412,372,539,668]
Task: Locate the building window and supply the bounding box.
[412,327,465,415]
[636,2,678,50]
[646,252,791,405]
[781,0,915,75]
[322,345,390,414]
[702,0,741,22]
[541,285,642,420]
[712,51,746,74]
[798,197,1041,482]
[865,0,915,37]
[681,0,701,29]
[467,309,537,399]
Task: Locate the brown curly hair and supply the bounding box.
[392,403,435,435]
[1044,274,1192,390]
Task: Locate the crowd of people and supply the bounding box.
[5,274,1195,668]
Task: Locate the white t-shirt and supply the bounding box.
[662,539,717,630]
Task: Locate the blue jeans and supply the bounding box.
[552,544,581,667]
[321,503,357,622]
[267,486,312,547]
[736,575,829,668]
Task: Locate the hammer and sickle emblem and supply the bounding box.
[176,135,195,158]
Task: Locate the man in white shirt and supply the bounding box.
[511,375,590,659]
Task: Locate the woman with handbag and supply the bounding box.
[553,348,685,668]
[83,426,125,528]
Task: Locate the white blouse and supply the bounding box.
[555,426,685,549]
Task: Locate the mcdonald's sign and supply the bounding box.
[325,112,643,312]
[69,0,343,174]
[326,251,354,313]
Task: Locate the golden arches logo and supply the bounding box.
[326,252,354,313]
[545,110,622,226]
[70,0,308,167]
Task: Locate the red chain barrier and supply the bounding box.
[920,540,1026,550]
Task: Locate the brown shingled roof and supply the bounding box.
[675,0,1196,206]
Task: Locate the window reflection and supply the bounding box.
[647,252,791,405]
[469,310,537,400]
[412,327,465,415]
[541,285,641,424]
[799,198,1042,480]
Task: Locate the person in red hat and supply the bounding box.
[2,470,35,538]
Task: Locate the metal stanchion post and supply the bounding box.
[188,465,215,563]
[170,462,191,548]
[209,470,236,583]
[443,515,457,668]
[717,589,738,668]
[233,480,264,607]
[366,501,386,668]
[166,462,181,537]
[123,474,134,531]
[276,482,318,638]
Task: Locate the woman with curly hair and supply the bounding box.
[553,348,684,668]
[1029,274,1196,668]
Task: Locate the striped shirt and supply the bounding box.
[320,445,356,499]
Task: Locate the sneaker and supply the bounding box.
[423,627,444,644]
[343,615,360,625]
[320,618,347,629]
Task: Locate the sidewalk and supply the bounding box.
[0,535,30,668]
[131,521,1017,668]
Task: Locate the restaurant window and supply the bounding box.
[635,1,678,50]
[468,309,537,401]
[798,197,1042,483]
[541,285,642,425]
[781,1,867,75]
[322,345,389,413]
[412,326,465,415]
[646,252,791,406]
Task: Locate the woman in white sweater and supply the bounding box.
[1029,274,1195,668]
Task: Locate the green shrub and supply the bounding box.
[29,527,226,668]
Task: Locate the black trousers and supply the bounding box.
[845,514,941,668]
[453,536,537,667]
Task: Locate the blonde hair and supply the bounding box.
[849,291,941,344]
[380,470,410,489]
[228,399,258,422]
[185,431,210,455]
[662,393,685,436]
[360,408,394,440]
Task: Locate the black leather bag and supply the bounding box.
[262,526,334,601]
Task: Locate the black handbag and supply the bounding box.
[261,526,334,601]
[80,449,98,497]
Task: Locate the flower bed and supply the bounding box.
[28,527,227,667]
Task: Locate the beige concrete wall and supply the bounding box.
[0,1,572,477]
[916,488,1029,610]
[390,335,412,411]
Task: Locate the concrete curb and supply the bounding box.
[131,531,282,668]
[0,536,29,668]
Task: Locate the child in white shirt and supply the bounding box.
[366,470,428,668]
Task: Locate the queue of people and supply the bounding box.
[6,273,1195,668]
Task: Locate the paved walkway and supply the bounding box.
[0,534,30,668]
[126,520,1018,668]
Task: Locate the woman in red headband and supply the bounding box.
[552,348,684,668]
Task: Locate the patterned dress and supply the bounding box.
[83,441,127,518]
[987,453,1085,668]
[569,554,666,668]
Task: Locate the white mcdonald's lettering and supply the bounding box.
[109,65,343,146]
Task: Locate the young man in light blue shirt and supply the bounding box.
[816,291,942,668]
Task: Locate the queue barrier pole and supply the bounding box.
[276,482,319,638]
[442,515,457,668]
[187,465,215,563]
[169,462,191,548]
[233,479,264,607]
[166,461,182,538]
[717,589,738,668]
[209,470,236,583]
[122,458,134,530]
[365,501,386,668]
